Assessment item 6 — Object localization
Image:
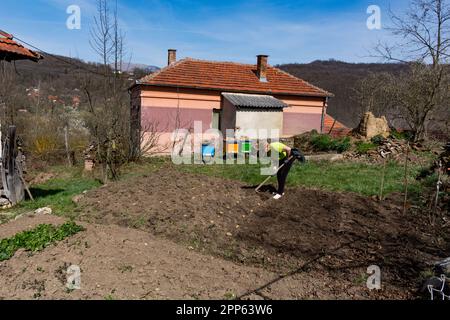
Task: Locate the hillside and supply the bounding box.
[11,55,407,127]
[278,60,408,127]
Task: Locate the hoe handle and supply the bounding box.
[255,156,294,192]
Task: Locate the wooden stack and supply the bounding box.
[0,125,26,208]
[378,138,410,159]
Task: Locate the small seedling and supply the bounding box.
[118,265,133,273]
[224,292,236,300]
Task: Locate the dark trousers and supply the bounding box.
[277,157,295,194]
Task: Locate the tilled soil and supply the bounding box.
[76,167,450,299]
[0,215,282,300]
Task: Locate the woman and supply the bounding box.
[265,141,304,200]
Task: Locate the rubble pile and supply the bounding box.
[344,137,416,163]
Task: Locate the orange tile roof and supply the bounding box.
[323,114,351,137]
[0,31,42,62]
[137,58,332,97]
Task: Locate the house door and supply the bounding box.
[212,109,221,130]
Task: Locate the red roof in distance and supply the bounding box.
[323,114,351,137]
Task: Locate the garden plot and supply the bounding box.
[75,167,449,299]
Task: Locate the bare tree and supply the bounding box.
[376,0,450,66]
[82,0,131,182]
[389,62,449,141]
[353,72,395,119]
[366,0,450,141]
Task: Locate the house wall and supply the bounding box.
[275,95,326,137]
[236,110,283,138]
[136,86,222,153]
[134,85,327,154]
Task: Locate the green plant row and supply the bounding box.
[0,222,85,261]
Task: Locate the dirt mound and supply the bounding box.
[77,167,449,299]
[0,216,281,300]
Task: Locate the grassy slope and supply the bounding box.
[1,159,166,222]
[179,160,428,197]
[1,166,101,222]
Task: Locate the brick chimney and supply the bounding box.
[256,55,268,82]
[168,49,177,66]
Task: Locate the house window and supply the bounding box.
[212,109,221,130]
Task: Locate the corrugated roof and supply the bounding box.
[222,92,287,109]
[137,58,332,97]
[0,31,43,62]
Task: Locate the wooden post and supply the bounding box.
[64,125,72,166]
[6,126,17,204]
[379,157,387,201]
[2,126,25,205]
[434,161,443,215]
[0,123,2,161]
[0,123,3,196]
[403,144,410,215]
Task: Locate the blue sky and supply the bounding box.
[1,0,410,66]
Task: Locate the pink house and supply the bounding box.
[129,50,333,155]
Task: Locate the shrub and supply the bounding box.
[371,135,385,145]
[32,135,60,156]
[310,134,351,153]
[310,134,333,151]
[390,129,413,141]
[356,141,377,154]
[333,137,351,153]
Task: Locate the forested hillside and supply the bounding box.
[278,60,408,127]
[10,55,412,128]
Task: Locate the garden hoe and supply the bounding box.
[255,149,306,193]
[255,156,294,193]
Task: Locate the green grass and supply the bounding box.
[1,160,168,222]
[1,166,101,221]
[119,157,170,180]
[0,222,85,261]
[355,141,378,154]
[178,160,425,197]
[21,172,101,215]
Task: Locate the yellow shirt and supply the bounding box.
[270,142,288,160]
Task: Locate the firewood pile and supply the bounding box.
[344,137,418,163]
[378,138,412,159]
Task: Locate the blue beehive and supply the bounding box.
[202,144,215,158]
